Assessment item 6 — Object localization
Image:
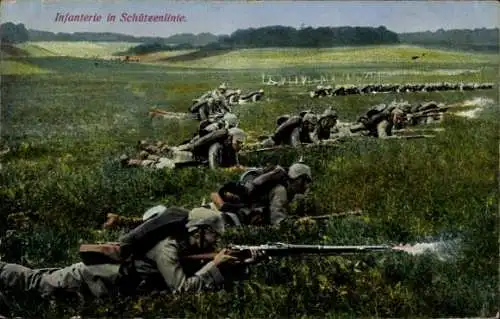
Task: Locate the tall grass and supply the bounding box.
[0,53,498,317]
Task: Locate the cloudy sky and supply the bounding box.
[1,0,498,37]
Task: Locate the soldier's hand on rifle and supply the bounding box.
[212,248,239,266]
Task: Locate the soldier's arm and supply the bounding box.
[376,120,390,139]
[146,238,225,293]
[309,129,320,144]
[268,185,289,225]
[208,143,223,169]
[290,128,301,147]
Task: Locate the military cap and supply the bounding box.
[320,107,338,119]
[186,207,225,234]
[228,127,247,142]
[223,113,239,128]
[288,163,312,181]
[302,113,318,125]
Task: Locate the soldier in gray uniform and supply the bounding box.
[210,162,313,226]
[209,83,231,114]
[310,107,338,142]
[261,111,318,148]
[0,207,251,310]
[198,113,239,138]
[135,113,240,160]
[122,128,247,170]
[350,104,405,138]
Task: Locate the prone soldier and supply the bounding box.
[121,127,247,170]
[349,104,405,138]
[210,162,313,226]
[260,111,318,147]
[137,113,240,159]
[310,107,339,142]
[0,207,252,310]
[239,89,265,103]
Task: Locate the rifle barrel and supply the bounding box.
[180,244,393,261]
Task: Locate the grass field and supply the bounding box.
[157,45,498,69]
[0,43,498,318]
[15,41,142,57]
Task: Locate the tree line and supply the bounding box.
[1,22,498,53]
[399,28,499,52]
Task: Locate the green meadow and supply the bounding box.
[0,43,498,317]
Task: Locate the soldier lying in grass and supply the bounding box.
[103,163,313,229]
[259,107,339,148]
[210,162,313,226]
[136,113,240,158]
[121,127,247,170]
[349,103,406,139]
[0,207,263,312]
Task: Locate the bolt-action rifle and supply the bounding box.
[181,242,394,263]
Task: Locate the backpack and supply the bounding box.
[79,207,189,265]
[365,104,388,118]
[191,129,228,157]
[273,116,302,145]
[240,165,289,199]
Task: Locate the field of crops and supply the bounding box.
[0,44,498,317]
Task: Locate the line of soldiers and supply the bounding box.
[0,84,449,315]
[249,100,448,150]
[0,162,314,313]
[309,82,494,98]
[189,83,265,120]
[121,99,447,171]
[346,100,449,138]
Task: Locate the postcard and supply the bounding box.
[0,1,498,318]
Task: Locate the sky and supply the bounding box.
[1,0,498,37]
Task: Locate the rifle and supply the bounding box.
[181,242,393,263]
[393,127,445,134]
[387,134,435,139]
[303,210,363,220]
[407,106,451,119]
[241,139,342,155]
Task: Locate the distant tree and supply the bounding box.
[0,22,29,44]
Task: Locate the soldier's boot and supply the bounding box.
[139,151,150,159]
[260,137,276,148]
[349,123,366,134]
[127,159,147,167]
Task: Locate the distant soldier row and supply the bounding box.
[246,100,447,152]
[309,82,494,98]
[122,99,447,170]
[189,83,265,120]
